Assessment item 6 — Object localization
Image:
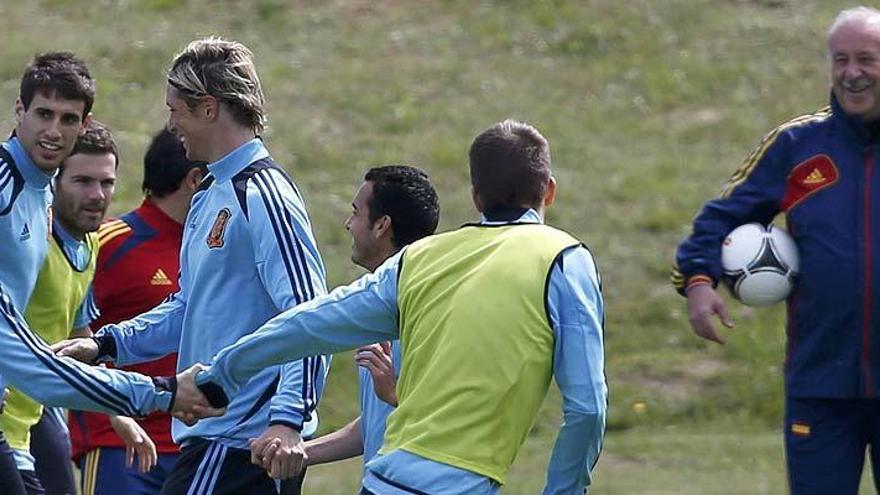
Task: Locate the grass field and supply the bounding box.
[1,0,875,492]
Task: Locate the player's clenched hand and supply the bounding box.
[109,415,157,473]
[356,342,397,406]
[686,283,734,345]
[249,424,307,480]
[171,364,226,426]
[51,338,100,363]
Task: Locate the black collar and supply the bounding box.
[482,206,530,222]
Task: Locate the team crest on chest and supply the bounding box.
[206,208,231,249]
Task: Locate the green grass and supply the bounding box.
[306,424,880,494]
[0,0,864,492]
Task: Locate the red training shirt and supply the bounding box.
[69,198,182,459]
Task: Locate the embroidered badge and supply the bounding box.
[781,155,839,211]
[206,208,231,249]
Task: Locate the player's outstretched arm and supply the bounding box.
[53,291,188,365]
[193,253,405,403]
[94,291,189,365]
[0,288,172,416]
[686,283,734,345]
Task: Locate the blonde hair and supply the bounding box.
[168,37,266,133]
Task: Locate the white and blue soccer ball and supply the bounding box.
[721,223,799,307]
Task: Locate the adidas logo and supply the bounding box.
[802,168,826,185]
[19,223,30,242]
[151,269,173,286]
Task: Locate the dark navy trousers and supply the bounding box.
[786,397,880,494]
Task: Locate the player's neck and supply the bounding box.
[54,215,86,241]
[151,193,189,225]
[366,246,399,273]
[203,124,257,164]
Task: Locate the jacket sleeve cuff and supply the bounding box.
[268,411,304,432]
[151,376,177,413]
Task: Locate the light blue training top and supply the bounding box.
[97,139,330,448]
[200,209,607,494]
[0,137,172,416]
[359,341,401,468]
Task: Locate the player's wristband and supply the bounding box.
[685,275,713,292]
[196,381,230,409]
[92,334,117,362]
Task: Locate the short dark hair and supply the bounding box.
[364,165,440,249]
[142,129,207,198]
[57,120,118,178]
[20,52,95,116]
[468,119,551,212]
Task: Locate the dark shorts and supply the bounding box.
[0,433,27,495]
[159,439,305,495]
[2,407,78,495]
[29,408,75,495]
[17,470,44,495]
[785,397,880,495]
[79,447,178,495]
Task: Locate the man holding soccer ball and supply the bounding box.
[673,6,880,494]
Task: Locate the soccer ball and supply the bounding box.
[720,223,799,307]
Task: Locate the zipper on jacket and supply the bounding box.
[864,149,874,397]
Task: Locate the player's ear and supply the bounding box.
[543,176,557,207]
[471,186,484,213]
[373,214,392,239]
[201,95,219,121]
[13,98,24,124]
[184,167,205,192]
[79,113,93,136]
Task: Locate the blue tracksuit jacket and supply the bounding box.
[0,138,172,416]
[96,139,329,447]
[674,93,880,398]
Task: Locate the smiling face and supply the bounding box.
[53,152,116,239]
[165,83,208,162]
[15,92,88,172]
[344,181,391,271]
[830,18,880,122]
